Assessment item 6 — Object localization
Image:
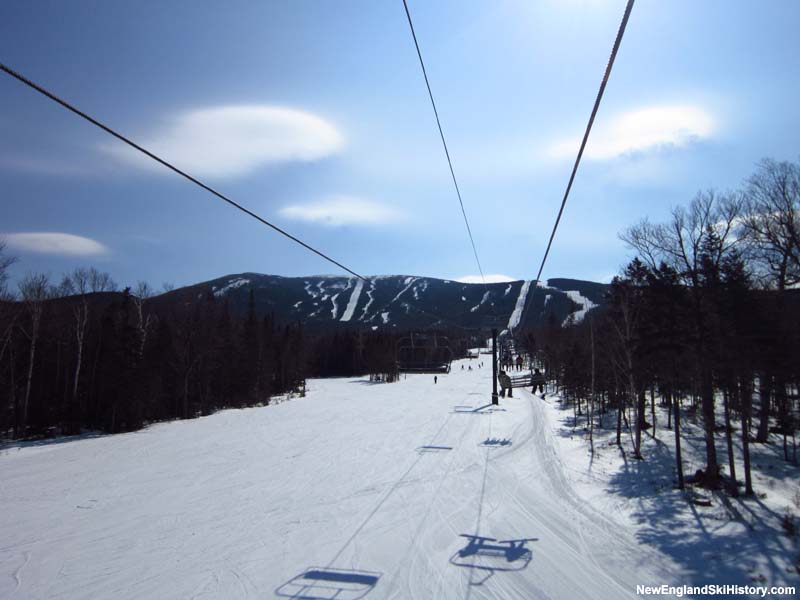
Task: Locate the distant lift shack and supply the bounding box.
[396,332,453,374]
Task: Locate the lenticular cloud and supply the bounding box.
[4,232,108,256]
[548,104,715,161]
[103,105,344,179]
[279,196,402,227]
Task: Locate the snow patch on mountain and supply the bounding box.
[339,278,364,322]
[213,278,250,297]
[389,278,417,305]
[359,280,376,321]
[470,290,491,313]
[507,280,532,330]
[330,293,340,319]
[562,290,597,326]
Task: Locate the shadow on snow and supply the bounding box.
[450,534,538,586]
[275,567,381,599]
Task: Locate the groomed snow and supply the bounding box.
[1,364,796,599]
[213,277,250,298]
[330,293,340,319]
[359,280,376,321]
[339,278,363,322]
[388,278,417,306]
[507,280,531,331]
[562,290,597,326]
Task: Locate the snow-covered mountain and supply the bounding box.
[151,274,609,331]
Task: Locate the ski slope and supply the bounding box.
[0,362,743,599]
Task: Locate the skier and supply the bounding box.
[434,375,438,384]
[498,370,512,398]
[532,368,545,396]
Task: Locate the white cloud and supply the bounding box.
[0,155,90,176]
[3,232,108,256]
[102,105,344,179]
[279,196,403,227]
[547,104,715,161]
[456,274,517,284]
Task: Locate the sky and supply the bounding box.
[2,0,799,290]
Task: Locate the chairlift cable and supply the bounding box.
[524,0,635,320]
[0,62,368,282]
[401,0,485,284]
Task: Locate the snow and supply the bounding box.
[507,280,531,330]
[503,284,512,297]
[562,290,597,326]
[213,277,250,297]
[380,311,390,324]
[359,280,376,321]
[1,365,796,599]
[339,278,364,322]
[419,279,429,295]
[541,394,799,596]
[470,291,491,313]
[330,293,340,319]
[389,278,417,306]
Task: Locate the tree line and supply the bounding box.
[0,268,313,437]
[0,251,471,439]
[521,158,800,493]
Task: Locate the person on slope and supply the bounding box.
[498,370,513,398]
[533,368,545,396]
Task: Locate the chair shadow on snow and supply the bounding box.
[480,438,512,447]
[450,534,538,586]
[452,404,507,414]
[275,567,382,600]
[417,445,454,453]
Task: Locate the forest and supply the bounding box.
[521,158,800,492]
[0,256,458,438]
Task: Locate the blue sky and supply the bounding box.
[2,0,799,289]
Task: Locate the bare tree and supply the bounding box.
[89,268,117,293]
[621,191,744,486]
[608,272,646,459]
[0,239,18,300]
[17,273,51,436]
[0,240,19,372]
[59,268,94,433]
[742,158,800,454]
[133,281,155,356]
[741,158,800,290]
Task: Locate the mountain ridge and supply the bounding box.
[148,273,610,332]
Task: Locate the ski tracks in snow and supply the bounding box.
[1,363,686,600]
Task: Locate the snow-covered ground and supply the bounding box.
[1,361,797,599]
